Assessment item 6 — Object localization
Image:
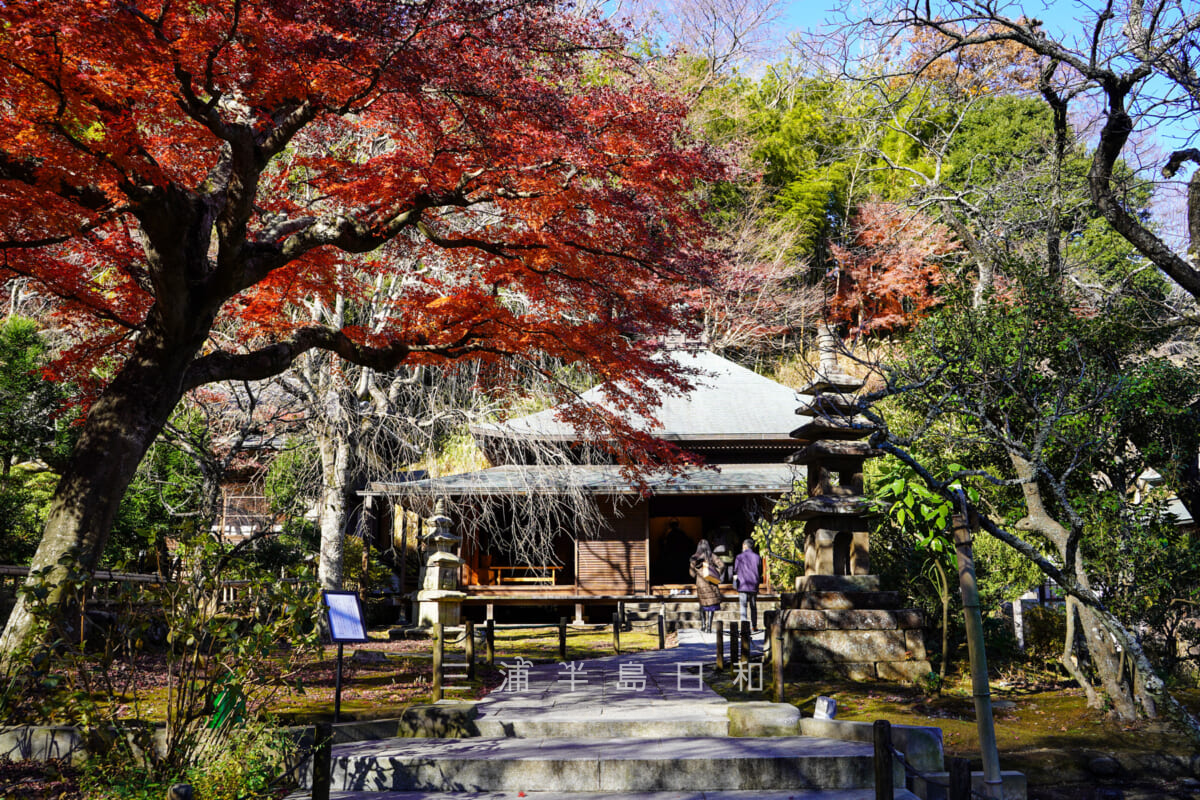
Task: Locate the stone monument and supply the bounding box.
[776,324,933,681]
[415,500,466,627]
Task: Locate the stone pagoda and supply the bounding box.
[776,324,932,681]
[415,500,466,627]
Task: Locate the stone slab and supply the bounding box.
[726,702,801,737]
[288,789,921,799]
[799,719,945,774]
[319,736,882,793]
[875,660,934,683]
[475,717,728,739]
[785,629,912,663]
[795,576,881,593]
[0,726,86,764]
[788,440,882,463]
[786,592,904,611]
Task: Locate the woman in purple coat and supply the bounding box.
[733,538,762,631]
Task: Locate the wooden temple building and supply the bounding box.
[364,348,809,621]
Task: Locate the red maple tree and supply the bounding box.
[0,0,723,654]
[827,201,958,335]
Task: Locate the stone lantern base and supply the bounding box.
[417,591,465,627]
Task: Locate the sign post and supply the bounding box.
[323,590,369,723]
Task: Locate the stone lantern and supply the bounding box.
[416,500,466,627]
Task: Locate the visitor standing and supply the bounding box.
[733,538,762,631]
[688,539,723,633]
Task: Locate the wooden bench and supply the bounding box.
[488,565,561,586]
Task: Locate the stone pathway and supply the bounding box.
[294,627,920,800]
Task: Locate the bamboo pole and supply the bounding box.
[952,512,1003,799]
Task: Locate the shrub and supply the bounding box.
[186,721,298,800]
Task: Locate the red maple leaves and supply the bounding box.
[828,201,959,335]
[0,0,724,414]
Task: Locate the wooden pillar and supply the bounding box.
[739,620,751,662]
[464,620,476,681]
[611,612,621,655]
[715,620,725,671]
[397,507,409,621]
[312,721,333,800]
[950,757,972,800]
[485,618,495,665]
[873,719,893,800]
[771,614,784,702]
[432,622,444,702]
[559,617,568,661]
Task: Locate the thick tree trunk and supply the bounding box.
[0,335,191,663]
[317,433,354,591]
[1061,597,1102,709]
[1074,565,1139,719]
[1010,453,1140,718]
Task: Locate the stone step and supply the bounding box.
[474,709,729,739]
[291,790,920,799]
[305,735,899,793]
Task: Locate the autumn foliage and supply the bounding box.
[828,201,958,335]
[0,0,725,656]
[0,0,721,394]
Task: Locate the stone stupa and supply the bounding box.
[776,324,933,682]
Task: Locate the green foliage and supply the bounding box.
[0,466,57,563]
[698,71,870,264]
[264,439,320,521]
[1,539,321,794]
[750,510,803,590]
[0,316,70,473]
[185,720,298,800]
[104,409,213,571]
[1082,495,1200,677]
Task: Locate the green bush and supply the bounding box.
[187,721,298,800]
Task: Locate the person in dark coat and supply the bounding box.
[689,539,723,633]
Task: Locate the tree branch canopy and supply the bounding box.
[0,0,726,662]
[892,0,1200,297]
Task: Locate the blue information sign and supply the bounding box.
[323,590,369,643]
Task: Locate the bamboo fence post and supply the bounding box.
[953,512,1003,799]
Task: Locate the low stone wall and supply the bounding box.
[798,717,944,774]
[0,724,168,765]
